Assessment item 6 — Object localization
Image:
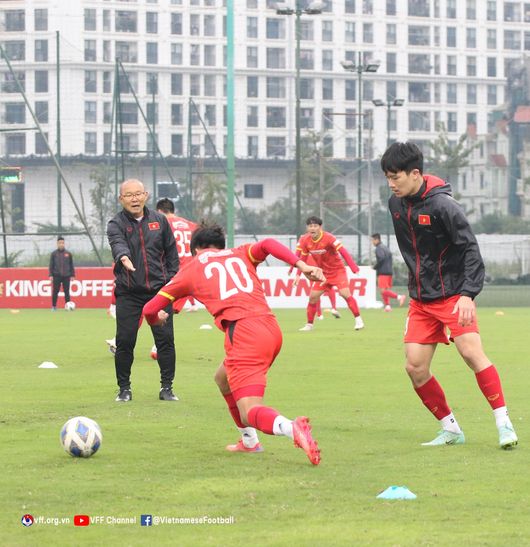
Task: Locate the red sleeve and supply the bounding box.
[249,238,300,266]
[339,246,360,274]
[142,271,193,324]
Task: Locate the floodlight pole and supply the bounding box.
[56,31,62,234]
[226,0,235,246]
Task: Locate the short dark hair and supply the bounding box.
[156,197,175,214]
[380,142,423,175]
[57,236,64,241]
[306,216,323,226]
[190,222,226,255]
[371,233,381,241]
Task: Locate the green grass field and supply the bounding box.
[1,306,528,546]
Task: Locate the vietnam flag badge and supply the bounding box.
[418,214,431,226]
[148,222,160,230]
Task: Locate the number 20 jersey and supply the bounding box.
[160,243,273,330]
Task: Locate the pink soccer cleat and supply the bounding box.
[292,416,321,465]
[225,440,264,453]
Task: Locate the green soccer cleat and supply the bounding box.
[421,430,465,446]
[498,424,518,450]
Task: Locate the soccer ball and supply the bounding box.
[150,344,157,360]
[65,301,76,311]
[60,416,102,458]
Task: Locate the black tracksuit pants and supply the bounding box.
[115,292,175,390]
[52,276,71,307]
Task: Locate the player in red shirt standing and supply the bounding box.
[143,223,322,465]
[156,198,199,313]
[295,216,364,331]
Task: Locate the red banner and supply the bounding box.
[0,267,114,308]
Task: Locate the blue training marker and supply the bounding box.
[376,486,417,500]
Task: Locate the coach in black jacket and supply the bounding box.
[107,179,179,403]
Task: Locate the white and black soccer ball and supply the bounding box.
[60,416,102,458]
[65,301,76,311]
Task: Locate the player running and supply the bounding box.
[381,141,518,449]
[143,223,322,465]
[294,216,364,331]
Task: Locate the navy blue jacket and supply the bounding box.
[107,207,179,296]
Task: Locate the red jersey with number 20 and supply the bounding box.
[158,243,273,329]
[297,231,346,276]
[166,215,198,266]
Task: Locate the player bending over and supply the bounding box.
[143,223,322,465]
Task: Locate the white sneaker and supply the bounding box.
[317,314,324,321]
[354,316,364,330]
[331,308,341,319]
[107,304,116,319]
[384,305,392,312]
[105,338,117,355]
[186,304,199,312]
[299,323,314,332]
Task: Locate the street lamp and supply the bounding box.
[341,54,380,263]
[275,1,323,238]
[372,98,405,146]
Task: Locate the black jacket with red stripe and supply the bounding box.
[107,207,179,296]
[389,174,484,302]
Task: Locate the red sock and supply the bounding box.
[382,289,397,305]
[247,405,279,435]
[345,296,360,317]
[223,393,245,428]
[475,365,505,409]
[307,302,317,323]
[414,376,452,420]
[316,300,321,316]
[328,289,337,309]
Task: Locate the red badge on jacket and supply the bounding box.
[418,214,431,226]
[148,222,160,230]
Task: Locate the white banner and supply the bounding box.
[258,266,379,309]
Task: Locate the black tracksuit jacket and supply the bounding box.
[389,174,485,302]
[107,207,179,296]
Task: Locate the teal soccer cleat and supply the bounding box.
[498,424,518,450]
[421,430,465,446]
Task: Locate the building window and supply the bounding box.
[247,46,258,68]
[204,74,216,96]
[345,22,355,43]
[345,0,356,13]
[103,41,112,62]
[487,57,497,77]
[103,102,111,123]
[4,41,25,61]
[408,54,431,74]
[322,50,333,71]
[247,17,258,38]
[345,80,356,101]
[466,56,476,76]
[386,24,396,45]
[266,48,285,69]
[504,30,521,50]
[446,83,457,103]
[300,78,314,99]
[171,43,182,64]
[504,2,521,22]
[247,136,258,158]
[84,40,96,62]
[190,14,200,35]
[487,85,497,105]
[363,23,373,43]
[487,29,497,49]
[387,0,396,15]
[35,132,48,155]
[299,50,314,70]
[103,10,111,32]
[247,105,258,127]
[4,103,25,124]
[525,31,530,51]
[387,52,396,73]
[244,184,263,199]
[204,14,216,36]
[447,112,457,132]
[266,77,286,99]
[84,101,97,124]
[35,101,48,123]
[35,70,48,93]
[34,9,48,31]
[300,20,314,40]
[300,107,314,129]
[171,134,183,155]
[247,76,258,98]
[146,12,158,33]
[408,0,429,16]
[84,8,96,31]
[266,18,285,39]
[204,45,216,66]
[446,0,456,18]
[6,133,26,155]
[447,55,457,75]
[115,11,137,33]
[466,84,476,104]
[409,111,430,131]
[487,1,496,20]
[84,70,96,93]
[322,21,333,41]
[84,132,97,155]
[146,103,158,125]
[190,74,201,96]
[2,71,25,93]
[146,73,157,95]
[266,136,285,157]
[446,27,456,47]
[5,10,25,31]
[266,107,286,128]
[409,25,430,46]
[409,82,430,102]
[322,79,333,100]
[146,42,158,64]
[121,103,138,124]
[116,42,138,63]
[171,13,182,34]
[171,104,182,125]
[34,39,48,62]
[466,28,476,48]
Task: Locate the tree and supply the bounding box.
[88,165,116,248]
[193,173,227,225]
[426,123,479,187]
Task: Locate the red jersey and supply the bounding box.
[166,215,198,266]
[297,231,346,276]
[158,243,273,330]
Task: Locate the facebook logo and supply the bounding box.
[140,515,152,526]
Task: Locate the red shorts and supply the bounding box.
[377,275,393,290]
[313,269,349,292]
[404,295,479,344]
[223,314,282,400]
